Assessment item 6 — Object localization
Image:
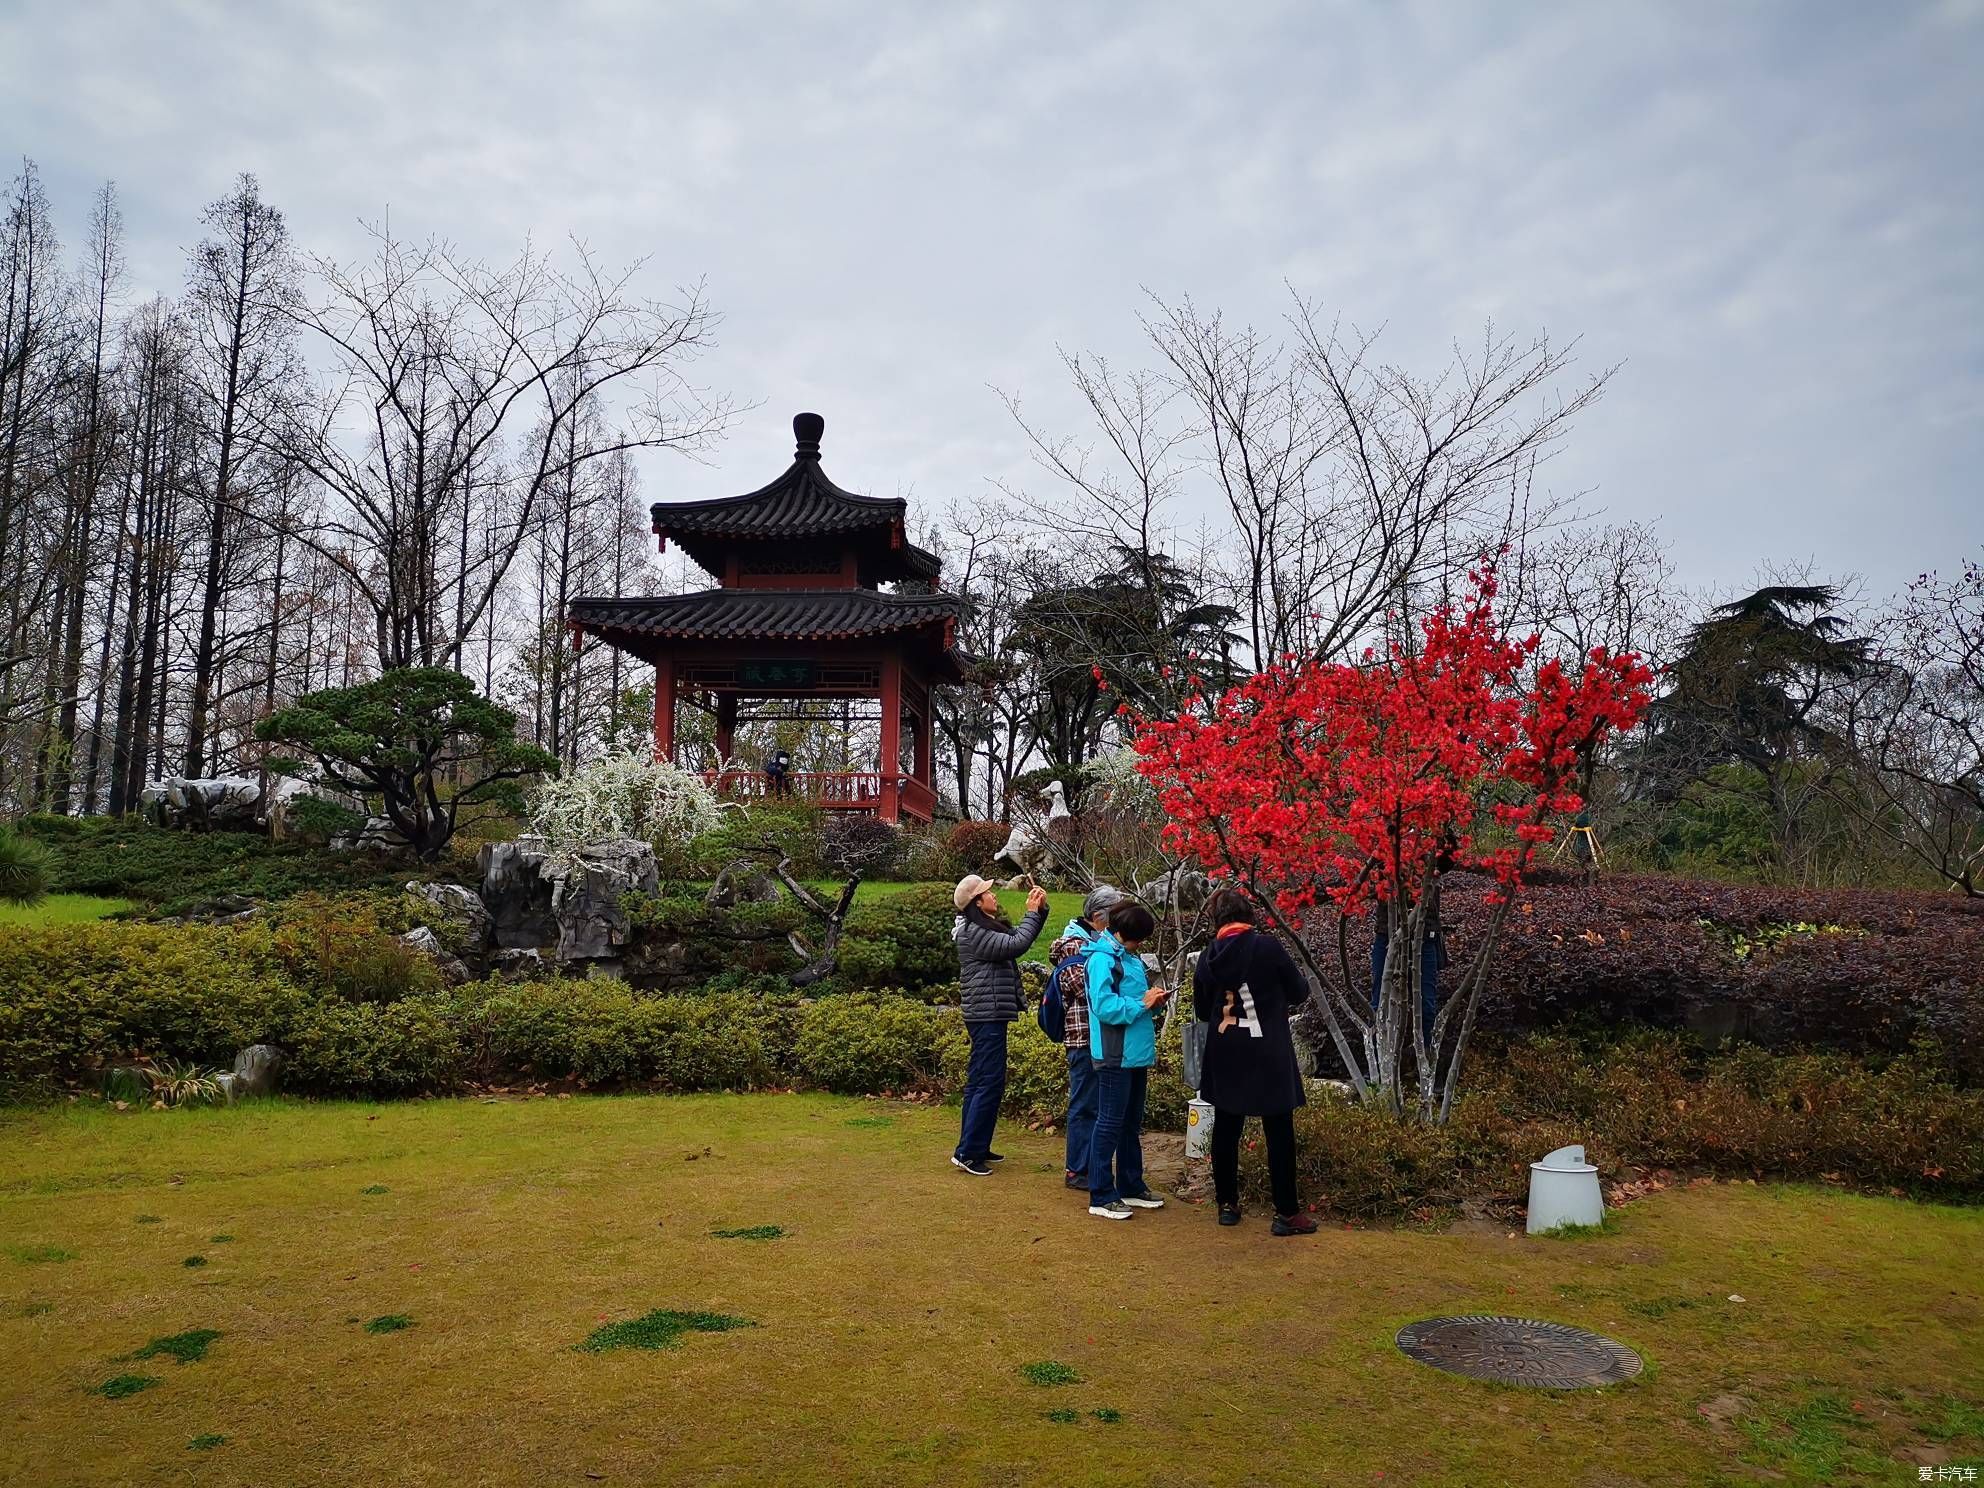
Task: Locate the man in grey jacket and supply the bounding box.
[950,873,1049,1176]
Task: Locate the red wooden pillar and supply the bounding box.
[878,654,901,823]
[913,698,932,784]
[653,655,676,764]
[714,694,737,764]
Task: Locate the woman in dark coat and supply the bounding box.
[1191,887,1318,1235]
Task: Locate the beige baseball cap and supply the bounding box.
[953,874,997,911]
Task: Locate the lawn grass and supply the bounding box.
[0,1093,1977,1486]
[811,877,1090,933]
[0,893,134,927]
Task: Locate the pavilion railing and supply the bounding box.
[898,775,937,822]
[705,770,882,808]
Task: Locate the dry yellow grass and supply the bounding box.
[0,1093,1978,1486]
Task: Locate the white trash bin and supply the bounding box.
[1184,1098,1215,1160]
[1526,1143,1603,1234]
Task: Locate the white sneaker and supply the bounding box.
[1120,1192,1165,1209]
[1088,1201,1134,1220]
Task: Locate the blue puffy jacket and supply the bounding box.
[1084,934,1156,1069]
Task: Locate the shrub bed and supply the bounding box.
[1307,871,1984,1079]
[1253,1030,1984,1217]
[15,815,426,914]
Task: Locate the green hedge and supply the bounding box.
[0,920,1091,1121]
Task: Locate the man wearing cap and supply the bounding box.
[950,874,1049,1176]
[1048,885,1124,1190]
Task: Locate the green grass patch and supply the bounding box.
[1736,1389,1889,1484]
[210,1234,233,1243]
[1020,1361,1080,1387]
[577,1309,754,1354]
[94,1374,160,1399]
[1624,1295,1703,1320]
[363,1314,414,1335]
[19,1300,52,1317]
[181,1255,207,1268]
[129,1329,222,1365]
[133,1215,160,1225]
[711,1225,784,1241]
[0,1091,1977,1484]
[844,1116,894,1129]
[361,1185,389,1195]
[0,893,134,926]
[1043,1408,1078,1423]
[6,1243,75,1264]
[1091,1408,1123,1423]
[1922,1394,1984,1443]
[187,1434,226,1450]
[1533,1213,1622,1240]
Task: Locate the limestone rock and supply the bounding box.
[479,837,558,949]
[400,926,470,984]
[491,947,549,981]
[232,1044,284,1098]
[478,836,659,964]
[550,838,659,962]
[329,815,405,853]
[1138,866,1210,914]
[404,881,493,951]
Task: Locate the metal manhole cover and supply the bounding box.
[1395,1315,1643,1389]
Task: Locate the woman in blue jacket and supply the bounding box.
[1083,902,1169,1221]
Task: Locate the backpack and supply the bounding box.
[1037,948,1086,1041]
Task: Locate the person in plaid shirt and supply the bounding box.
[1052,885,1124,1190]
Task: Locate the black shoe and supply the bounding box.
[1065,1171,1088,1190]
[950,1155,992,1177]
[1272,1212,1319,1236]
[985,1151,1006,1162]
[1218,1206,1242,1226]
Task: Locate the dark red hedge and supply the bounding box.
[1303,871,1984,1080]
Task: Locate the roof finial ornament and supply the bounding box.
[793,411,825,461]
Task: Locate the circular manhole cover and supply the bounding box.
[1395,1315,1643,1389]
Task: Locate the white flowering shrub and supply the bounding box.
[1085,746,1163,820]
[529,750,729,865]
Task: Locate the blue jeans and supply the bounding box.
[1064,1046,1099,1177]
[1087,1065,1148,1205]
[1371,933,1443,1043]
[954,1021,1008,1163]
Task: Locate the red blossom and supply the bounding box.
[1126,571,1653,928]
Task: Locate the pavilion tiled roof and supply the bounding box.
[568,587,963,644]
[651,412,942,583]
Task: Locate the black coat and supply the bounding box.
[1192,929,1311,1116]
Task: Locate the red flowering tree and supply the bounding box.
[1129,572,1653,1123]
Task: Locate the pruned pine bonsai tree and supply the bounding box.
[257,668,557,861]
[1129,569,1654,1125]
[0,826,53,906]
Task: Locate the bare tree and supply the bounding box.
[1829,555,1984,894]
[275,224,731,673]
[1001,292,1610,675]
[180,172,299,777]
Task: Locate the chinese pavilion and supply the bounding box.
[567,412,964,823]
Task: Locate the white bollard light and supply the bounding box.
[1527,1144,1604,1234]
[1184,1098,1215,1160]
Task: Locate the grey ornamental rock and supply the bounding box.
[404,881,493,950]
[1137,866,1210,913]
[399,926,470,984]
[479,837,659,963]
[549,839,660,962]
[231,1045,284,1098]
[328,815,404,853]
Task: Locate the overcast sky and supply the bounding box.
[5,0,1979,604]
